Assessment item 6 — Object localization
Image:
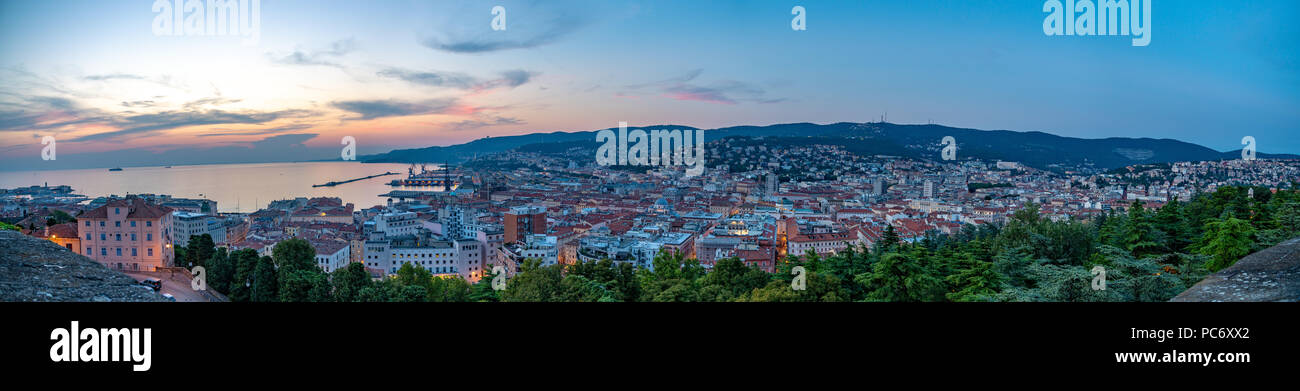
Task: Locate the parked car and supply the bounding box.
[140,278,162,292]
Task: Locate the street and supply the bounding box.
[124,270,212,302]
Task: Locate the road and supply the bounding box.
[124,270,212,302]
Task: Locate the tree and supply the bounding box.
[250,256,279,302]
[183,234,215,269]
[500,259,564,302]
[272,238,316,272]
[226,249,259,302]
[331,262,373,302]
[1197,214,1255,272]
[699,258,771,301]
[1154,199,1193,253]
[946,254,1001,302]
[207,247,233,294]
[1120,201,1163,257]
[856,253,945,302]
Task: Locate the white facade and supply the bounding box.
[172,211,226,246]
[374,211,420,238]
[314,242,352,273]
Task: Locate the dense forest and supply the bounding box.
[183,185,1299,302]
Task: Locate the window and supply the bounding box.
[146,221,152,227]
[100,234,106,241]
[85,221,90,227]
[99,221,105,227]
[100,248,107,256]
[132,248,137,256]
[115,221,120,227]
[116,248,122,256]
[131,233,136,241]
[86,233,91,240]
[115,234,121,241]
[85,247,91,255]
[147,248,153,256]
[114,208,119,214]
[130,221,136,227]
[147,233,152,241]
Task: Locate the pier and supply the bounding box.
[312,172,398,188]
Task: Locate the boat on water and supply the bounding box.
[389,164,457,188]
[108,167,123,171]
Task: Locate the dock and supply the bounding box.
[312,172,398,188]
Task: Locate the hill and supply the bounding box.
[359,122,1297,171]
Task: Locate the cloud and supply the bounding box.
[197,123,315,137]
[419,5,590,54]
[271,38,357,68]
[66,108,317,142]
[82,73,147,81]
[0,133,332,172]
[183,96,244,110]
[623,69,784,105]
[376,68,479,89]
[331,98,458,121]
[446,116,523,131]
[376,68,537,91]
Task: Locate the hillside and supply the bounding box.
[359,122,1297,171]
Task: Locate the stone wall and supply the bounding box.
[0,230,168,302]
[1171,237,1300,302]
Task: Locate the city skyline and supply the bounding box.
[2,0,1298,169]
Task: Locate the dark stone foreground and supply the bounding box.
[1171,237,1300,302]
[0,230,168,302]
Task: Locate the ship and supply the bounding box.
[108,167,123,171]
[389,163,458,190]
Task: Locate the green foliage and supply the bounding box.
[251,256,278,302]
[330,262,373,302]
[856,253,945,302]
[182,234,215,269]
[1196,214,1256,272]
[272,238,316,272]
[207,247,233,294]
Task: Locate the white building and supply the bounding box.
[373,211,420,238]
[309,239,352,273]
[172,211,226,247]
[361,231,486,282]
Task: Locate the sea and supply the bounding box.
[0,162,436,213]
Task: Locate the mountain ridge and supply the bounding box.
[358,122,1297,171]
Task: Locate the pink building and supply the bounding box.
[78,198,174,272]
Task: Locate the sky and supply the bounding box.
[1,0,1297,170]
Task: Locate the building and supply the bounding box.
[764,172,779,195]
[504,205,546,244]
[172,211,226,247]
[33,222,80,252]
[373,211,420,238]
[309,238,352,273]
[77,198,174,272]
[362,231,486,282]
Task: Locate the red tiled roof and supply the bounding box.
[79,198,173,220]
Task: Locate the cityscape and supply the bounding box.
[4,129,1298,302]
[1,1,1297,305]
[5,0,1300,377]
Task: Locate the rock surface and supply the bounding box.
[1171,237,1300,302]
[0,230,168,302]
